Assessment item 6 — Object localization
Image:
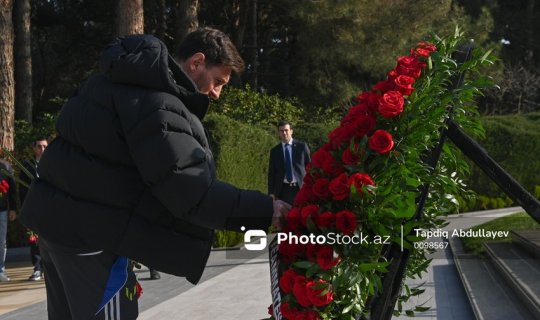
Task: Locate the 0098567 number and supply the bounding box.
[413,241,449,249]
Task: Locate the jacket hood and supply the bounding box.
[99,34,210,120]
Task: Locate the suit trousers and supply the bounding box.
[279,183,300,205]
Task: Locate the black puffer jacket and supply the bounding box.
[20,35,273,284]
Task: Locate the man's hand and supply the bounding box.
[272,200,291,230]
[8,210,16,221]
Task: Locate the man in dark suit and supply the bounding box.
[19,137,48,281]
[268,121,311,205]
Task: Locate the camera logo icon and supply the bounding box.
[241,226,267,251]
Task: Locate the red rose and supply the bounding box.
[378,91,404,118]
[356,92,381,114]
[293,187,309,207]
[28,234,39,245]
[306,279,333,307]
[286,207,302,231]
[352,114,377,139]
[301,205,319,227]
[329,173,350,201]
[316,245,340,270]
[411,41,437,58]
[342,103,370,126]
[368,129,394,154]
[396,56,425,79]
[294,309,320,320]
[348,172,375,195]
[279,268,299,294]
[388,69,399,79]
[332,125,357,149]
[373,78,394,93]
[335,210,357,235]
[316,211,335,229]
[393,75,415,96]
[279,241,304,263]
[321,153,343,177]
[373,70,399,93]
[311,148,342,176]
[310,148,328,170]
[306,243,321,261]
[312,178,330,199]
[268,304,274,316]
[303,169,315,186]
[293,275,312,307]
[328,127,345,149]
[281,302,299,320]
[342,144,361,165]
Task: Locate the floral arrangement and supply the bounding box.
[267,28,494,320]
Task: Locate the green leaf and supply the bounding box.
[293,261,316,269]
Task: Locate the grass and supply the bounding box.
[461,212,540,256]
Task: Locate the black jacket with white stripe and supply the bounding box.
[20,35,273,284]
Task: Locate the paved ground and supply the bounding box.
[0,207,525,320]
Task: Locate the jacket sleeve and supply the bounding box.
[123,98,273,231]
[304,142,311,166]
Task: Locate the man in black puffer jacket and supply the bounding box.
[20,28,290,320]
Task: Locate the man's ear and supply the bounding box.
[187,52,206,72]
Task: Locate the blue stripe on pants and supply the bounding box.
[96,256,128,314]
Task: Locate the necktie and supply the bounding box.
[284,144,293,182]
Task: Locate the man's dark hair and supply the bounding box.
[277,121,292,129]
[33,137,48,146]
[177,27,245,73]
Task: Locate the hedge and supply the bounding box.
[464,112,540,198]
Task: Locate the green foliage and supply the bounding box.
[294,122,339,153]
[209,85,305,128]
[213,230,244,249]
[461,212,540,256]
[24,1,540,117]
[209,83,336,158]
[456,194,514,212]
[14,113,58,159]
[464,112,540,197]
[276,0,495,107]
[204,113,276,192]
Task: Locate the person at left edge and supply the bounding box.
[0,159,17,282]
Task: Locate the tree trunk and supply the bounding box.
[116,0,144,37]
[232,0,249,52]
[174,0,199,53]
[0,0,15,150]
[247,0,258,88]
[14,0,32,123]
[525,0,536,62]
[155,0,167,40]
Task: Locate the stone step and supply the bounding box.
[511,230,540,258]
[484,242,540,318]
[448,229,538,320]
[452,251,536,320]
